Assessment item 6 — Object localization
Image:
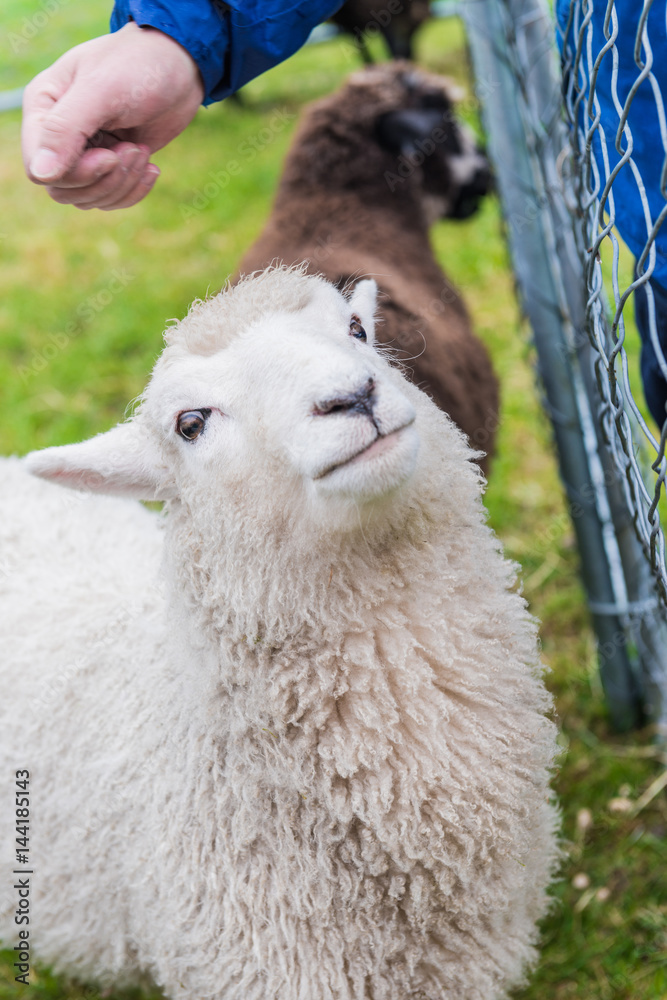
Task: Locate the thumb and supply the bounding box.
[23,71,115,183]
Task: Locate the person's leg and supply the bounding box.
[634,272,667,427]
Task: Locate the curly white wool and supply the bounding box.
[0,267,559,1000]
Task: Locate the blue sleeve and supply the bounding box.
[111,0,344,106]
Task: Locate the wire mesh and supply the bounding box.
[463,0,667,732]
[559,0,667,604]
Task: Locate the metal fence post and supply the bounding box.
[461,0,667,732]
[0,89,24,112]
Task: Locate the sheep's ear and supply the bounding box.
[24,422,177,500]
[348,279,378,343]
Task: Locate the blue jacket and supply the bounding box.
[111,0,344,106]
[556,0,667,284]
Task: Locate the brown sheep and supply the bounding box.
[237,62,500,471]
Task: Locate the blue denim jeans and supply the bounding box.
[634,272,667,427]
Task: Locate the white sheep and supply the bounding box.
[0,266,559,1000]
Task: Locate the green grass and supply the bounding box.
[1,5,666,999]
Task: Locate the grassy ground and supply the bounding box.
[1,4,666,998]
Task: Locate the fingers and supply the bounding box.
[22,60,107,185]
[21,68,71,182]
[46,143,159,210]
[98,165,160,211]
[51,166,159,211]
[39,144,118,190]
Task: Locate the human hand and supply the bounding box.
[22,21,205,210]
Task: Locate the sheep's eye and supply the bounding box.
[350,315,367,342]
[177,409,210,441]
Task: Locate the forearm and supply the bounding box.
[110,0,228,105]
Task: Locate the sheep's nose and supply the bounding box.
[314,377,376,417]
[448,159,495,220]
[470,158,494,196]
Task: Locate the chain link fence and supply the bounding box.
[559,0,667,599]
[460,0,667,735]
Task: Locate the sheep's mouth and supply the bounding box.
[314,420,415,480]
